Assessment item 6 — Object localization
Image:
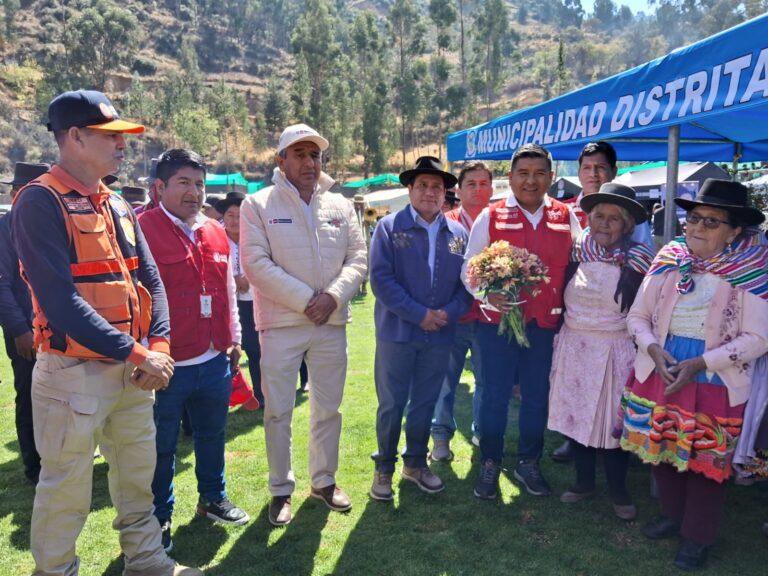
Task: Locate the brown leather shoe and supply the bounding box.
[402,466,445,494]
[268,496,292,526]
[559,489,595,504]
[310,484,352,512]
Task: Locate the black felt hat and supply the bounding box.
[674,178,764,227]
[216,191,246,213]
[580,182,648,224]
[399,156,458,188]
[0,162,50,186]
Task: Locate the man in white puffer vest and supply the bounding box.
[240,124,368,527]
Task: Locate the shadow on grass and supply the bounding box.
[210,498,331,575]
[0,440,116,553]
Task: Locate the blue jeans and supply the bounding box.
[373,340,452,473]
[477,321,555,463]
[152,352,231,522]
[430,321,484,441]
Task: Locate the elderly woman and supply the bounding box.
[620,179,768,570]
[549,183,653,521]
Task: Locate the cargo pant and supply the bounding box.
[259,323,347,496]
[30,353,173,576]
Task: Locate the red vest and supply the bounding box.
[446,207,483,323]
[482,198,573,330]
[139,208,232,361]
[562,195,588,228]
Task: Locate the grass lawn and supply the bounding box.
[0,294,767,575]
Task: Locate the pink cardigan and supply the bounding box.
[627,271,768,406]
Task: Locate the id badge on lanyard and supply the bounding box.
[200,293,212,318]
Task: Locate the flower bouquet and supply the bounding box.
[466,240,549,347]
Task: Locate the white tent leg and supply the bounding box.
[664,125,681,243]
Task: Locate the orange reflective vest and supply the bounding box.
[15,172,152,359]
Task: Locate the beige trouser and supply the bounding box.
[260,323,347,496]
[30,353,174,576]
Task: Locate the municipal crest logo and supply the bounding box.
[393,231,412,249]
[448,235,466,256]
[466,130,477,158]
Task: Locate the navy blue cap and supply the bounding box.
[47,90,144,134]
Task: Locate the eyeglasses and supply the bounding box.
[685,213,731,229]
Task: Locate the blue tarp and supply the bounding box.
[447,14,768,162]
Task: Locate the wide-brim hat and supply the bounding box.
[1,162,50,186]
[399,156,457,188]
[674,178,764,227]
[216,191,247,213]
[580,183,648,224]
[121,185,148,205]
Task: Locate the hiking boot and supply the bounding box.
[551,439,575,463]
[473,459,501,500]
[674,539,709,571]
[160,519,173,553]
[196,497,250,526]
[429,438,453,462]
[310,484,352,512]
[402,466,445,494]
[124,559,203,576]
[513,460,551,496]
[370,471,394,501]
[268,496,292,526]
[642,516,679,540]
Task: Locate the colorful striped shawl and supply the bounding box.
[648,235,768,300]
[571,228,654,274]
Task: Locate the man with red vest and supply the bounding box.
[139,149,249,551]
[463,144,581,500]
[429,161,494,461]
[13,90,200,575]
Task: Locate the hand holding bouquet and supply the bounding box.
[466,240,549,347]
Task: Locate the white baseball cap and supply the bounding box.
[277,123,329,154]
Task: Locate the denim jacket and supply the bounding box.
[370,205,472,344]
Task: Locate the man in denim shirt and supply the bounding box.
[369,156,472,501]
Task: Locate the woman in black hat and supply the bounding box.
[548,183,654,521]
[619,179,768,570]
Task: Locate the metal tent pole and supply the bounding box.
[664,125,681,243]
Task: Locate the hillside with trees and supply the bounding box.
[0,0,765,183]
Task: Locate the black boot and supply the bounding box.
[674,539,709,571]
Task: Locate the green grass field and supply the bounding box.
[0,294,766,575]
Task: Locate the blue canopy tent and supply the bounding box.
[447,14,768,238]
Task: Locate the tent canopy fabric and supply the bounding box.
[344,174,401,188]
[447,14,768,162]
[206,173,249,187]
[617,161,690,175]
[615,162,725,188]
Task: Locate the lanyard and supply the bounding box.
[169,220,208,294]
